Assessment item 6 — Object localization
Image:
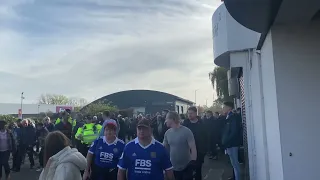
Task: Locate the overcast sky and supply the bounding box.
[0,0,220,106]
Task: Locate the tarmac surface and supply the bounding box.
[6,154,234,180]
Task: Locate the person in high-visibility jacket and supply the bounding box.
[55,110,76,130]
[75,115,102,156]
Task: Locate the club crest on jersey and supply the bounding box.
[113,148,118,153]
[150,152,156,158]
[99,146,103,150]
[132,153,137,156]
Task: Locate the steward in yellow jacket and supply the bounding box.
[75,115,102,156]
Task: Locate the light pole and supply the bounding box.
[38,104,40,119]
[20,92,24,118]
[194,89,199,105]
[194,89,199,116]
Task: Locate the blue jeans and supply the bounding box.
[227,147,241,180]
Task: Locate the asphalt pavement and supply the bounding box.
[5,155,232,180]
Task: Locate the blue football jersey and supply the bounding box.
[117,138,173,180]
[89,137,125,168]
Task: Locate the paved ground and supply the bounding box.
[5,154,233,180]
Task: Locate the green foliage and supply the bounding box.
[81,100,118,116]
[0,115,18,124]
[209,67,233,103]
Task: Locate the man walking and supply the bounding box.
[163,111,197,180]
[222,102,242,180]
[117,119,174,180]
[183,106,207,180]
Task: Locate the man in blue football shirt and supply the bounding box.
[117,119,175,180]
[83,121,125,180]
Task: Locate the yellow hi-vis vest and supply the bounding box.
[75,123,102,144]
[55,117,76,130]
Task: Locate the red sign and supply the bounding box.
[56,106,73,113]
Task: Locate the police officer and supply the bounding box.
[55,109,77,133]
[83,120,125,180]
[75,115,102,156]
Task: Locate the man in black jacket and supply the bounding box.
[221,102,242,180]
[17,119,36,170]
[205,110,222,160]
[183,106,207,180]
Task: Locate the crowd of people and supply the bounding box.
[0,101,243,180]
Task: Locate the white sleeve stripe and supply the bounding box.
[117,165,127,170]
[165,166,173,171]
[88,151,94,154]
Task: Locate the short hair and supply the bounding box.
[223,101,234,109]
[103,110,110,117]
[188,106,197,113]
[206,110,213,115]
[166,111,180,123]
[43,116,50,121]
[215,112,220,115]
[21,119,28,124]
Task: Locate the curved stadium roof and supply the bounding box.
[88,89,194,110]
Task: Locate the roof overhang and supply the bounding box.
[223,0,320,49]
[223,0,283,33]
[212,4,260,68]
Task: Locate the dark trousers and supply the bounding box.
[0,150,11,178]
[195,163,203,180]
[17,145,35,170]
[79,144,90,157]
[91,164,117,180]
[195,153,205,180]
[173,165,193,180]
[39,147,44,167]
[12,150,19,170]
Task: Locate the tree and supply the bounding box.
[209,67,233,103]
[38,94,69,105]
[68,97,88,107]
[38,94,88,107]
[0,115,18,124]
[81,100,118,116]
[204,101,223,113]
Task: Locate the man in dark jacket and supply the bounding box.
[183,106,207,180]
[153,110,169,142]
[18,119,36,170]
[221,102,242,180]
[117,115,126,141]
[205,110,222,160]
[54,112,73,140]
[43,117,54,132]
[35,123,48,171]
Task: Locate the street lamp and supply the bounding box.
[194,89,199,105]
[20,92,25,118]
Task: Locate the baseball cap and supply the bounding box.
[104,119,117,128]
[137,119,151,128]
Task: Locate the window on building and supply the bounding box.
[181,106,184,114]
[176,105,180,114]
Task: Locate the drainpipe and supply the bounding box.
[256,49,271,180]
